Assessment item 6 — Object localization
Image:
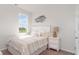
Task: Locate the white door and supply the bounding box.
[75,16,79,54]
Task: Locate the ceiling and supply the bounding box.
[17,4,75,13]
[17,4,71,13]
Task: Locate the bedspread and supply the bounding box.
[8,37,48,55]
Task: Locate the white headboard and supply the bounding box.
[31,25,51,33]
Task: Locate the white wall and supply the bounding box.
[0,5,31,50]
[31,5,76,53]
[0,4,76,53]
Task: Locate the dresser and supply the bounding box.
[48,37,60,51]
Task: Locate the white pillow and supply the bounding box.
[40,32,49,37]
[31,32,40,37]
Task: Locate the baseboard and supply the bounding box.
[61,48,75,54]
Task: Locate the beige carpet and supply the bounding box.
[2,49,74,55]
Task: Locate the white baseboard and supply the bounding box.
[61,48,75,54]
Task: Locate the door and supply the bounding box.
[75,15,79,55]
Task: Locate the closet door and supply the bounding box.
[75,16,79,54]
[75,5,79,54]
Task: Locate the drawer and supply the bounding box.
[49,40,59,44]
[49,42,59,45]
[49,42,58,46]
[49,44,59,49]
[49,39,58,42]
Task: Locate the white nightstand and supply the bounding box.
[48,37,60,51]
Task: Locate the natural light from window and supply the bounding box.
[18,13,29,34]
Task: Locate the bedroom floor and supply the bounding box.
[40,49,74,55]
[2,49,74,55]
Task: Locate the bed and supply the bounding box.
[7,36,48,55]
[7,25,50,55]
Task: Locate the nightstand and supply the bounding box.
[48,37,60,51]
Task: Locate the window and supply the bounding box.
[18,13,29,33]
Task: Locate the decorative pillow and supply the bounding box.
[40,32,49,37]
[31,32,40,37]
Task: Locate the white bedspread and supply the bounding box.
[8,37,48,55]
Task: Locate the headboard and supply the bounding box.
[31,25,51,33]
[31,25,50,34]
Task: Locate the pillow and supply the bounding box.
[31,32,40,37]
[40,32,49,37]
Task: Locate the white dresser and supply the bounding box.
[48,37,60,51]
